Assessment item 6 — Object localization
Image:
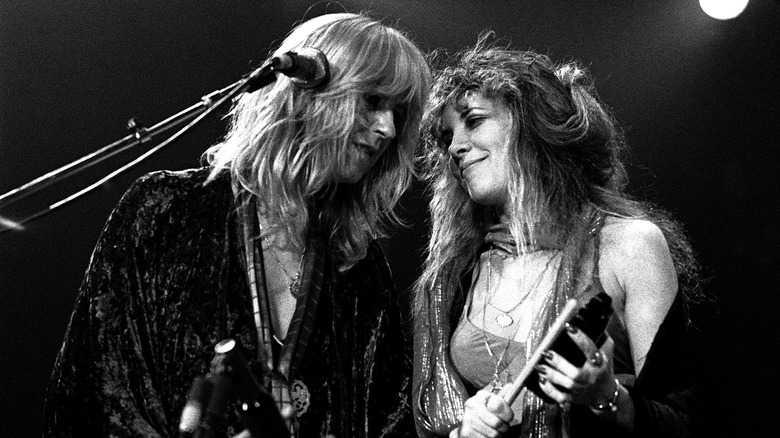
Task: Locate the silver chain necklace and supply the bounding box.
[486,249,531,327]
[481,248,558,391]
[258,221,306,297]
[484,249,548,327]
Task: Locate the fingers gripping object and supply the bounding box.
[497,292,613,405]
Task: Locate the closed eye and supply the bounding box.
[393,104,407,132]
[365,94,382,110]
[464,116,483,129]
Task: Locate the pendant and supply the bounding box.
[495,313,514,327]
[289,279,301,297]
[289,269,303,298]
[290,379,310,415]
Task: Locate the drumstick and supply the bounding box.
[497,298,580,404]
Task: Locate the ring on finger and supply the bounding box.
[589,351,604,367]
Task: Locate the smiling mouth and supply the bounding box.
[460,159,482,174]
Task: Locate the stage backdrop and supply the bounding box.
[1,1,778,436]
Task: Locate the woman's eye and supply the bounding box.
[465,117,482,128]
[365,94,382,109]
[393,106,407,127]
[439,131,453,148]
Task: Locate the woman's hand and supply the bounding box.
[456,389,514,437]
[535,324,618,409]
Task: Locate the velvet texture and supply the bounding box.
[43,168,415,438]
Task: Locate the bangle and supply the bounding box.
[591,378,620,413]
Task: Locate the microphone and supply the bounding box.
[177,338,288,438]
[212,339,288,438]
[244,47,330,92]
[270,47,330,89]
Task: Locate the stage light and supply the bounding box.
[699,0,749,20]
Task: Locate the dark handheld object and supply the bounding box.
[197,373,235,438]
[525,291,613,402]
[211,339,289,438]
[178,339,288,438]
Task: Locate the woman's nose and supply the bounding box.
[370,109,396,140]
[447,131,470,158]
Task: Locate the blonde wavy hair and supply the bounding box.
[416,36,702,318]
[205,13,430,269]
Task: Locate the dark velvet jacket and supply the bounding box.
[43,168,415,438]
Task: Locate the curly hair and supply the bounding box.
[415,35,702,317]
[205,13,430,269]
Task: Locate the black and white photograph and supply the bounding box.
[1,1,777,436]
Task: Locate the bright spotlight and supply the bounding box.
[699,0,750,20]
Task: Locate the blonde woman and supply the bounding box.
[45,13,430,437]
[413,39,702,438]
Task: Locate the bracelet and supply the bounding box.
[591,378,620,413]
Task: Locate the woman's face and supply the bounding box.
[441,90,514,206]
[337,94,401,184]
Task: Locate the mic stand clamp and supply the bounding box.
[126,117,150,142]
[0,78,247,234]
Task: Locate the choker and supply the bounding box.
[483,223,558,258]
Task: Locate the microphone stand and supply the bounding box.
[0,62,275,234]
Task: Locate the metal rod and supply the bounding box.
[0,81,240,208]
[0,78,248,235]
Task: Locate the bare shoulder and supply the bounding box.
[598,216,677,304]
[598,218,678,372]
[600,217,670,258]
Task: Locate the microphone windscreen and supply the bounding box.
[288,47,330,89]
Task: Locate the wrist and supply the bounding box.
[590,378,620,413]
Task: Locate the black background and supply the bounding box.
[2,1,778,436]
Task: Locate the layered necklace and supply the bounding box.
[481,247,559,391]
[484,248,556,327]
[486,250,529,328]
